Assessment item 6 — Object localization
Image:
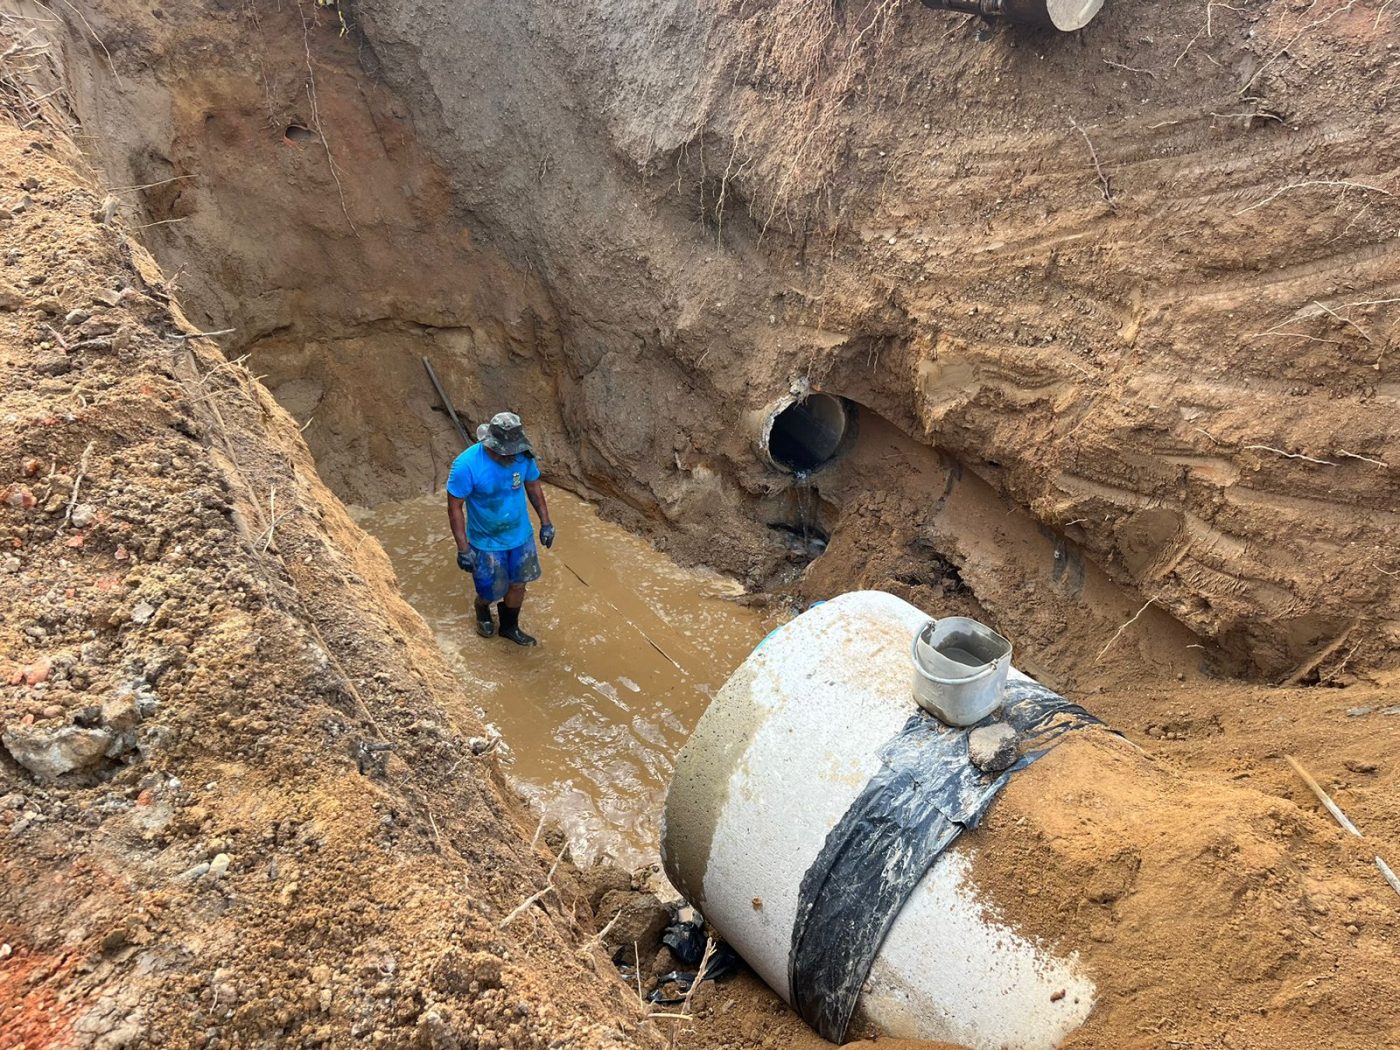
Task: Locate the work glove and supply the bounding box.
[539,524,556,549]
[456,549,476,573]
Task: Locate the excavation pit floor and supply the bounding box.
[354,485,777,866]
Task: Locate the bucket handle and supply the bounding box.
[910,618,1004,685]
[910,618,937,667]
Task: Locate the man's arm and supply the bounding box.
[524,480,551,528]
[447,494,469,553]
[524,480,554,548]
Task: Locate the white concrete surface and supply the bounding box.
[662,590,1095,1049]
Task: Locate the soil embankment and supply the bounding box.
[26,0,1400,683]
[0,124,647,1049]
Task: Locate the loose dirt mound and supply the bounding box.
[972,730,1400,1049]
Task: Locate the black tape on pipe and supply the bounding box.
[786,679,1102,1044]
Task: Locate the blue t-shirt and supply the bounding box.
[446,443,541,551]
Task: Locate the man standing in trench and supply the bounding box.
[447,412,555,646]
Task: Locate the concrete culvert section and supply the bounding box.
[663,592,1100,1048]
[761,393,852,474]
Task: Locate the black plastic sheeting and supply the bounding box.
[787,678,1102,1044]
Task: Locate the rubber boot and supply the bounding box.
[498,602,536,647]
[475,601,495,638]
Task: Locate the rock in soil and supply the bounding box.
[969,722,1019,773]
[597,888,669,966]
[2,723,113,778]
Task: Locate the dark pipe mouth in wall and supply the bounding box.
[918,0,1104,31]
[766,394,853,475]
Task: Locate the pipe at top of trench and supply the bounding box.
[662,590,1113,1049]
[920,0,1105,31]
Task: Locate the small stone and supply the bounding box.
[2,483,36,509]
[176,861,211,882]
[101,692,140,732]
[21,457,40,477]
[468,736,491,755]
[968,722,1019,773]
[63,309,89,326]
[208,853,231,878]
[23,659,51,685]
[1346,707,1373,718]
[1344,759,1379,775]
[0,284,23,310]
[130,602,155,625]
[70,504,96,528]
[41,704,62,719]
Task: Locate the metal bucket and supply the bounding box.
[911,617,1012,726]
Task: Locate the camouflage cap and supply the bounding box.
[482,411,533,457]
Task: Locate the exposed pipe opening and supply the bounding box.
[764,394,852,475]
[919,0,1104,31]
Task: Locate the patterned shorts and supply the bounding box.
[471,537,542,602]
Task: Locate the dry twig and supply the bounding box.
[1337,449,1389,468]
[666,937,716,1050]
[1068,117,1114,204]
[1243,444,1337,466]
[1103,58,1156,78]
[1096,596,1157,662]
[497,854,562,929]
[63,440,94,528]
[108,173,199,193]
[297,0,356,234]
[165,327,236,342]
[1234,178,1392,216]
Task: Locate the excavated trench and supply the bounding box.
[14,1,1400,1047]
[16,0,1239,870]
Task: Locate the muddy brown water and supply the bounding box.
[354,487,777,867]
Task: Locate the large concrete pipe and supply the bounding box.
[662,591,1107,1049]
[747,392,853,475]
[919,0,1105,31]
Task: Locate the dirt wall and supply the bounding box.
[0,120,647,1049]
[34,0,1400,685]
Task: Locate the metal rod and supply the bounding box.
[422,356,470,447]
